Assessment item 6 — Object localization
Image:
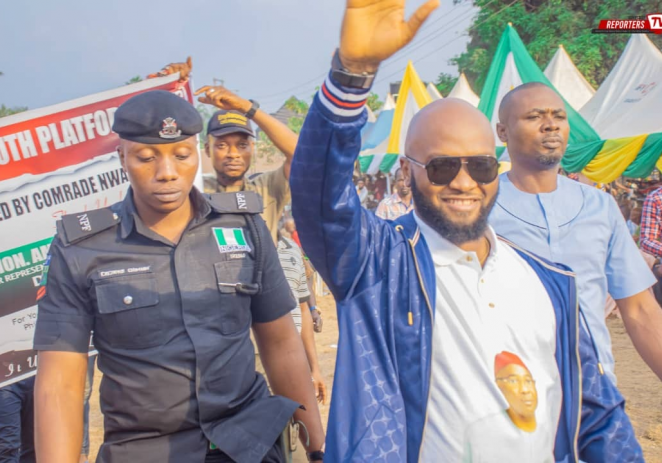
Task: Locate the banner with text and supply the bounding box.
[0,74,198,388]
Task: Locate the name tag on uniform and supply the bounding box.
[97,266,152,279]
[213,228,252,253]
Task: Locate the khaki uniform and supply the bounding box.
[207,165,290,244]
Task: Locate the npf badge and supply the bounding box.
[213,228,251,253]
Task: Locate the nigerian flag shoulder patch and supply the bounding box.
[213,227,251,253]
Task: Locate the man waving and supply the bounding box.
[290,1,642,462]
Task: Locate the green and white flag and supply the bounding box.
[477,24,600,158]
[477,25,662,181]
[213,228,251,253]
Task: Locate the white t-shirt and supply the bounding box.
[463,412,553,463]
[415,214,562,463]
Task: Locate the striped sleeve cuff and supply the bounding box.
[317,71,371,121]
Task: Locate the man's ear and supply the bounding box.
[496,122,508,144]
[204,140,211,158]
[117,144,127,171]
[400,157,411,187]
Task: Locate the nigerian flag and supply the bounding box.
[213,228,251,252]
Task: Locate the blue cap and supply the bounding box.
[113,90,203,144]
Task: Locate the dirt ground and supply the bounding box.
[88,298,661,462]
[609,316,662,462]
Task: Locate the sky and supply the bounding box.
[0,0,477,114]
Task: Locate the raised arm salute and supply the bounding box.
[290,1,643,461]
[148,57,298,243]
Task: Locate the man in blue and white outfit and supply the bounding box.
[490,82,662,384]
[290,1,643,461]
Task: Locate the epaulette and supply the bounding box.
[207,191,263,214]
[57,207,121,246]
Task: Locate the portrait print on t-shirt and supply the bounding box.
[463,352,554,463]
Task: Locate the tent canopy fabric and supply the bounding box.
[358,63,431,174]
[478,24,599,146]
[478,25,662,182]
[579,34,662,139]
[544,45,595,111]
[447,73,480,107]
[358,27,662,181]
[427,82,443,100]
[358,94,395,174]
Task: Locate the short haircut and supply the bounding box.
[498,82,556,123]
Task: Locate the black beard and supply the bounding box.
[536,153,563,168]
[410,175,496,245]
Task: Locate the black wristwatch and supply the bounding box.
[246,99,260,119]
[306,450,325,461]
[330,48,377,89]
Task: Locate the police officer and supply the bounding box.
[32,91,325,463]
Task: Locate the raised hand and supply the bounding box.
[147,56,193,83]
[340,0,440,73]
[194,86,252,113]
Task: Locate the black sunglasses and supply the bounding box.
[405,155,499,186]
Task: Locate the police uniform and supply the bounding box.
[33,91,299,463]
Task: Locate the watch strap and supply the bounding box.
[306,450,325,462]
[246,99,260,119]
[330,49,376,90]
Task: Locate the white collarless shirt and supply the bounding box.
[414,213,562,463]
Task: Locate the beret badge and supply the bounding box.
[159,117,182,139]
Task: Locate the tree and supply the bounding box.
[283,96,309,134]
[0,105,28,118]
[125,75,142,85]
[367,93,384,112]
[256,130,282,164]
[196,104,215,150]
[452,0,662,94]
[435,73,458,96]
[0,70,28,118]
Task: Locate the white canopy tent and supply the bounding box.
[544,45,595,111]
[580,34,662,139]
[427,82,443,100]
[447,73,480,107]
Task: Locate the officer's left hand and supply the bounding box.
[312,369,328,405]
[147,56,193,82]
[194,86,252,114]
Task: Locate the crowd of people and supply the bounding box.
[2,0,662,462]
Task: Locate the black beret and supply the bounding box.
[113,90,203,144]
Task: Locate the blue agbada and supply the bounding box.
[290,72,643,462]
